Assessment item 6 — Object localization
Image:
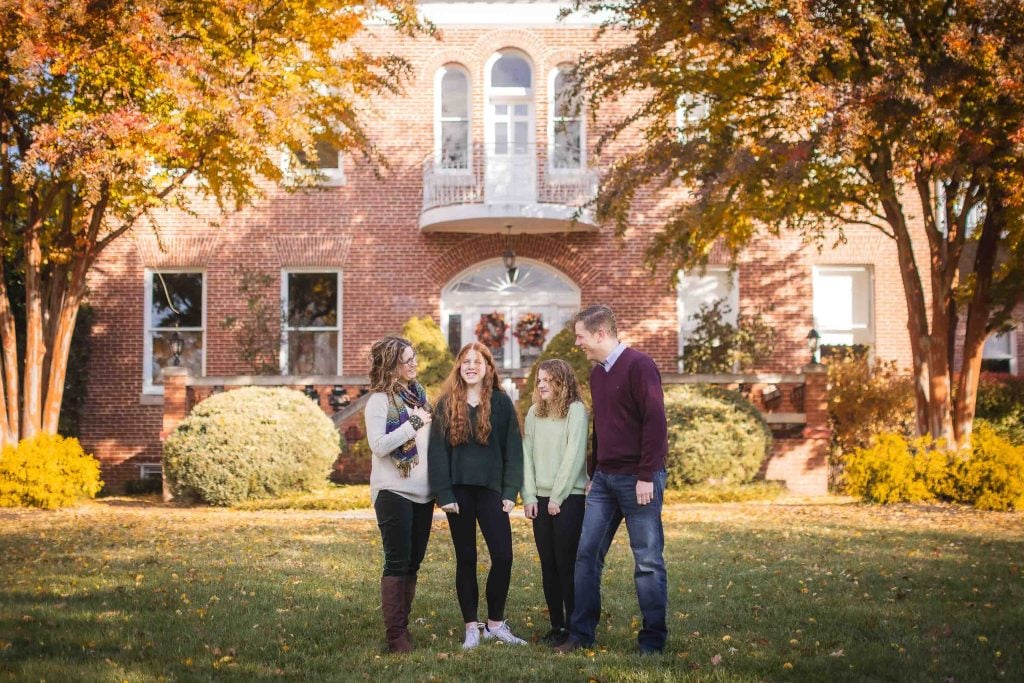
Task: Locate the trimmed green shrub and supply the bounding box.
[402,316,454,388]
[664,384,772,487]
[0,433,103,509]
[975,374,1024,446]
[948,424,1024,511]
[518,326,593,415]
[163,387,339,506]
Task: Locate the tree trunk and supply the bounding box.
[21,223,44,439]
[0,264,19,447]
[954,195,1002,449]
[41,272,88,434]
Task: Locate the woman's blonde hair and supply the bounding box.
[532,359,581,419]
[439,342,504,446]
[368,336,412,392]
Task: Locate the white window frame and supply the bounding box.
[143,268,207,395]
[676,266,739,373]
[675,93,709,141]
[484,50,535,148]
[434,64,473,173]
[983,329,1018,375]
[280,140,346,187]
[280,268,343,375]
[547,65,586,175]
[811,265,875,353]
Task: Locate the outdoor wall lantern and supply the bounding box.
[502,224,518,283]
[329,385,351,412]
[304,384,320,402]
[807,328,821,365]
[170,326,184,367]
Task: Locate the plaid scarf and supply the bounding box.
[385,381,429,477]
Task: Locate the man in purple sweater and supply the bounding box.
[556,304,669,655]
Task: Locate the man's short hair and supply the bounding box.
[573,305,618,337]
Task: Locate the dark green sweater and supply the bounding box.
[428,391,523,506]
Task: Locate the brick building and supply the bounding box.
[80,0,1022,490]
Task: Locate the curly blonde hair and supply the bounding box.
[532,359,582,419]
[439,342,504,446]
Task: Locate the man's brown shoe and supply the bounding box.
[554,638,585,654]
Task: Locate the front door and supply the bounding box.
[486,101,534,203]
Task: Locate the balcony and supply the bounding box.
[420,143,600,233]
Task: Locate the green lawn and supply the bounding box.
[1,498,1022,681]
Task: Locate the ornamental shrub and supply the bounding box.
[974,374,1024,446]
[518,326,593,415]
[402,316,454,389]
[163,386,339,506]
[827,354,916,485]
[841,433,948,504]
[948,424,1024,511]
[0,433,103,509]
[681,299,776,373]
[664,384,772,487]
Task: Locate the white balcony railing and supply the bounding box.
[421,143,598,220]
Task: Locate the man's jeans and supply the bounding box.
[568,469,668,652]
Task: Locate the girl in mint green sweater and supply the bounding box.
[522,359,589,646]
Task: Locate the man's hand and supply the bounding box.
[501,499,515,514]
[523,502,538,519]
[441,502,459,514]
[547,500,561,516]
[636,479,654,506]
[585,480,592,495]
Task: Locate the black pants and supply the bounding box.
[374,489,434,577]
[532,494,585,630]
[445,485,513,623]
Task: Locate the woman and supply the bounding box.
[428,342,526,649]
[364,336,434,653]
[522,359,588,647]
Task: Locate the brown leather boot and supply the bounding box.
[399,573,415,630]
[381,576,412,653]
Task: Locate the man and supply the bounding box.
[555,304,669,655]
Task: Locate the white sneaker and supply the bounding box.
[462,623,481,650]
[483,621,527,645]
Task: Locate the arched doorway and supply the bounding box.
[441,259,580,369]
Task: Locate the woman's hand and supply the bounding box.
[547,500,561,516]
[501,499,515,514]
[523,503,538,519]
[441,502,459,514]
[411,407,432,427]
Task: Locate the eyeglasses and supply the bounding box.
[400,354,418,366]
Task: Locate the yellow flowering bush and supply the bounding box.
[948,424,1024,511]
[844,426,1024,510]
[0,433,103,509]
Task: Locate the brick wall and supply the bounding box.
[81,20,940,487]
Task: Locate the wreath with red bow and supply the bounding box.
[475,311,507,349]
[514,313,546,349]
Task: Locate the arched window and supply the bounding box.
[436,65,470,169]
[491,52,532,89]
[441,259,580,369]
[550,65,584,170]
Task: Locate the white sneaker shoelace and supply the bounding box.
[483,622,527,645]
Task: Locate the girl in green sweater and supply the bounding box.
[522,359,589,647]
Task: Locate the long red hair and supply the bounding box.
[439,342,503,446]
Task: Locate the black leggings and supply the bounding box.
[374,489,434,577]
[532,494,585,630]
[445,485,513,623]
